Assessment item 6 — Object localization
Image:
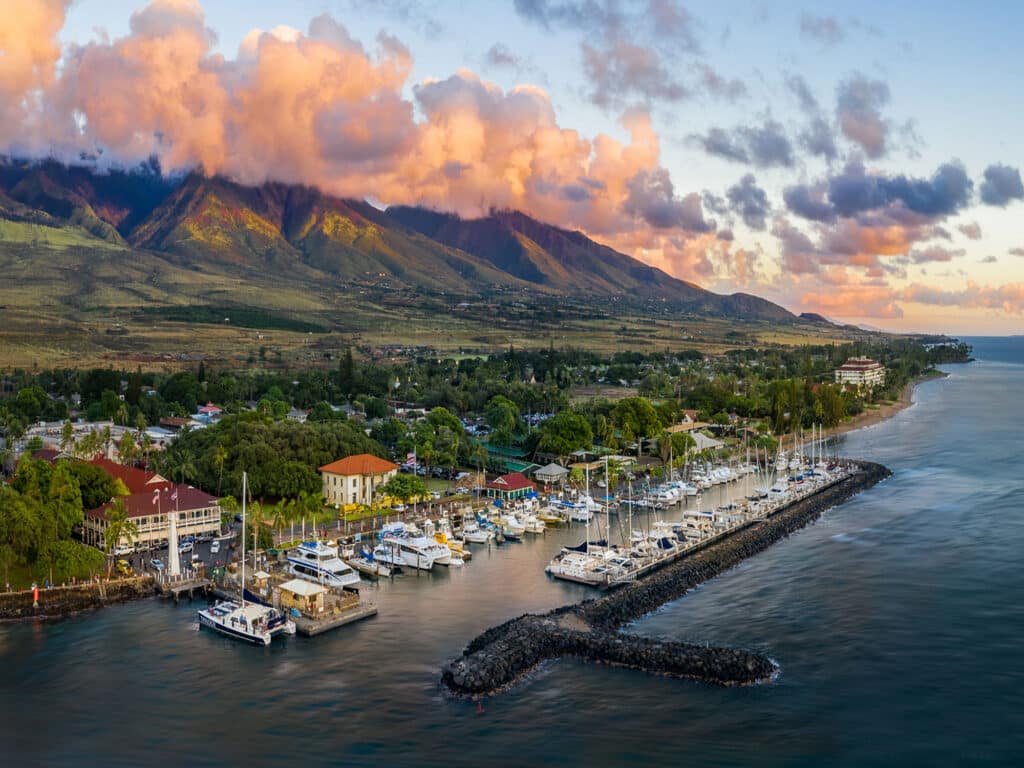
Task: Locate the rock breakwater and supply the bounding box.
[442,461,891,696]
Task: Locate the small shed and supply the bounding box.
[533,463,569,485]
[485,472,537,502]
[277,578,327,615]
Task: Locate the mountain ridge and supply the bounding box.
[0,158,796,321]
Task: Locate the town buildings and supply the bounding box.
[319,454,399,508]
[834,357,886,389]
[80,459,221,550]
[486,472,537,503]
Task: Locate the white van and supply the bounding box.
[210,541,221,554]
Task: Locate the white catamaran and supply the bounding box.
[198,472,295,645]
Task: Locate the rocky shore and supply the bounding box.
[442,461,891,696]
[0,576,157,622]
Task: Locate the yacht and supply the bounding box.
[497,513,526,539]
[380,523,452,569]
[287,541,361,589]
[523,514,546,534]
[461,521,493,544]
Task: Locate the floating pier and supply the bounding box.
[442,461,891,696]
[293,603,378,636]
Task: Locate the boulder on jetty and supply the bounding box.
[442,461,890,697]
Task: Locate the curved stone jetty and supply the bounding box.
[442,461,891,696]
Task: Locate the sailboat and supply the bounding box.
[198,472,295,645]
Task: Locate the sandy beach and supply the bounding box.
[776,370,947,446]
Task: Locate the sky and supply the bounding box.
[3,0,1024,334]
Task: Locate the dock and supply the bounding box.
[293,603,378,636]
[155,571,211,600]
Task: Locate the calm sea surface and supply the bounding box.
[3,342,1023,766]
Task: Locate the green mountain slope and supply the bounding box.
[0,159,796,322]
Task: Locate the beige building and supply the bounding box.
[319,454,399,508]
[835,357,886,389]
[83,485,221,550]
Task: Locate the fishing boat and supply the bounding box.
[345,546,394,579]
[198,472,295,645]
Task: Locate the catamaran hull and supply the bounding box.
[198,612,271,646]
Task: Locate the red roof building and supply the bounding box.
[486,472,537,502]
[31,449,65,464]
[89,455,170,494]
[82,484,221,550]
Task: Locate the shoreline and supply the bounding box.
[778,370,948,446]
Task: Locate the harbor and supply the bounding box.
[443,460,892,696]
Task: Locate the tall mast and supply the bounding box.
[585,463,590,554]
[604,455,610,547]
[241,471,247,607]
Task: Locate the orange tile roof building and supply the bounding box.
[319,454,399,508]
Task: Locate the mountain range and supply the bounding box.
[0,158,795,322]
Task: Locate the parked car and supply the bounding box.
[115,559,132,577]
[113,544,133,556]
[178,540,193,553]
[151,558,165,571]
[210,541,221,554]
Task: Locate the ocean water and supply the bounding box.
[2,349,1023,766]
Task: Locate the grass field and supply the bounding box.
[0,234,872,368]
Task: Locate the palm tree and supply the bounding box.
[293,490,318,540]
[218,495,238,534]
[248,500,266,570]
[212,444,229,496]
[60,419,75,453]
[270,500,289,543]
[104,499,138,578]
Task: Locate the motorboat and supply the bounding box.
[461,521,493,543]
[535,507,565,526]
[287,541,362,589]
[497,514,526,539]
[380,522,452,569]
[345,546,394,579]
[523,514,546,534]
